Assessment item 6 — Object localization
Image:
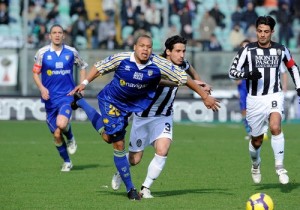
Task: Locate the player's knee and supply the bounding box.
[129,157,141,166]
[53,129,63,143]
[102,130,126,144]
[101,131,112,144]
[251,136,263,148]
[56,121,67,131]
[269,125,281,135]
[155,150,169,157]
[128,152,142,166]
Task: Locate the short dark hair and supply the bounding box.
[134,34,152,45]
[162,35,187,57]
[255,16,276,30]
[49,24,64,33]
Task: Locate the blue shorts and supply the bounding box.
[98,99,131,142]
[46,103,73,133]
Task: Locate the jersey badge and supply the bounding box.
[147,70,153,76]
[277,49,281,56]
[65,55,70,61]
[136,139,142,147]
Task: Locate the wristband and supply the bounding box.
[81,79,89,86]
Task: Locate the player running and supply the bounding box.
[111,35,212,198]
[32,24,88,172]
[229,16,300,184]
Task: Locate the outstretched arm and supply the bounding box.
[186,77,220,111]
[188,65,212,94]
[68,66,101,95]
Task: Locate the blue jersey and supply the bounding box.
[33,44,88,109]
[94,52,187,113]
[237,79,247,110]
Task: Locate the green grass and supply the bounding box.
[0,121,300,210]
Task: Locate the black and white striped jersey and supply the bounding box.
[136,60,190,117]
[229,41,300,96]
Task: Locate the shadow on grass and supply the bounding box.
[72,164,106,171]
[254,181,300,193]
[96,188,232,198]
[152,188,233,197]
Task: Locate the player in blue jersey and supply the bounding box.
[69,34,220,200]
[235,39,251,140]
[32,24,88,172]
[111,35,213,198]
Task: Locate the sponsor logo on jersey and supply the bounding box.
[47,55,52,60]
[46,69,71,76]
[126,83,147,89]
[47,70,52,76]
[133,72,143,80]
[255,55,279,68]
[55,62,63,68]
[120,79,126,86]
[120,79,148,89]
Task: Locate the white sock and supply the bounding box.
[271,132,285,167]
[249,141,261,167]
[142,153,167,189]
[126,152,129,163]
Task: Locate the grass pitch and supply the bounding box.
[0,121,299,209]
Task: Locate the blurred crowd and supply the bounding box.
[0,0,300,51]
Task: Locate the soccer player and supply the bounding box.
[236,39,288,141]
[229,16,300,184]
[111,35,212,198]
[32,24,88,172]
[69,34,220,200]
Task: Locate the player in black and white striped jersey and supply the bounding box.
[111,35,213,197]
[229,16,300,185]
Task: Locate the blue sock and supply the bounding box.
[114,149,134,192]
[55,141,70,162]
[77,98,103,132]
[63,123,73,140]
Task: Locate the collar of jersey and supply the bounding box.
[130,52,152,70]
[50,43,63,53]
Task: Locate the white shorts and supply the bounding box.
[246,92,284,137]
[128,114,173,152]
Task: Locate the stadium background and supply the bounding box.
[1,0,300,121]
